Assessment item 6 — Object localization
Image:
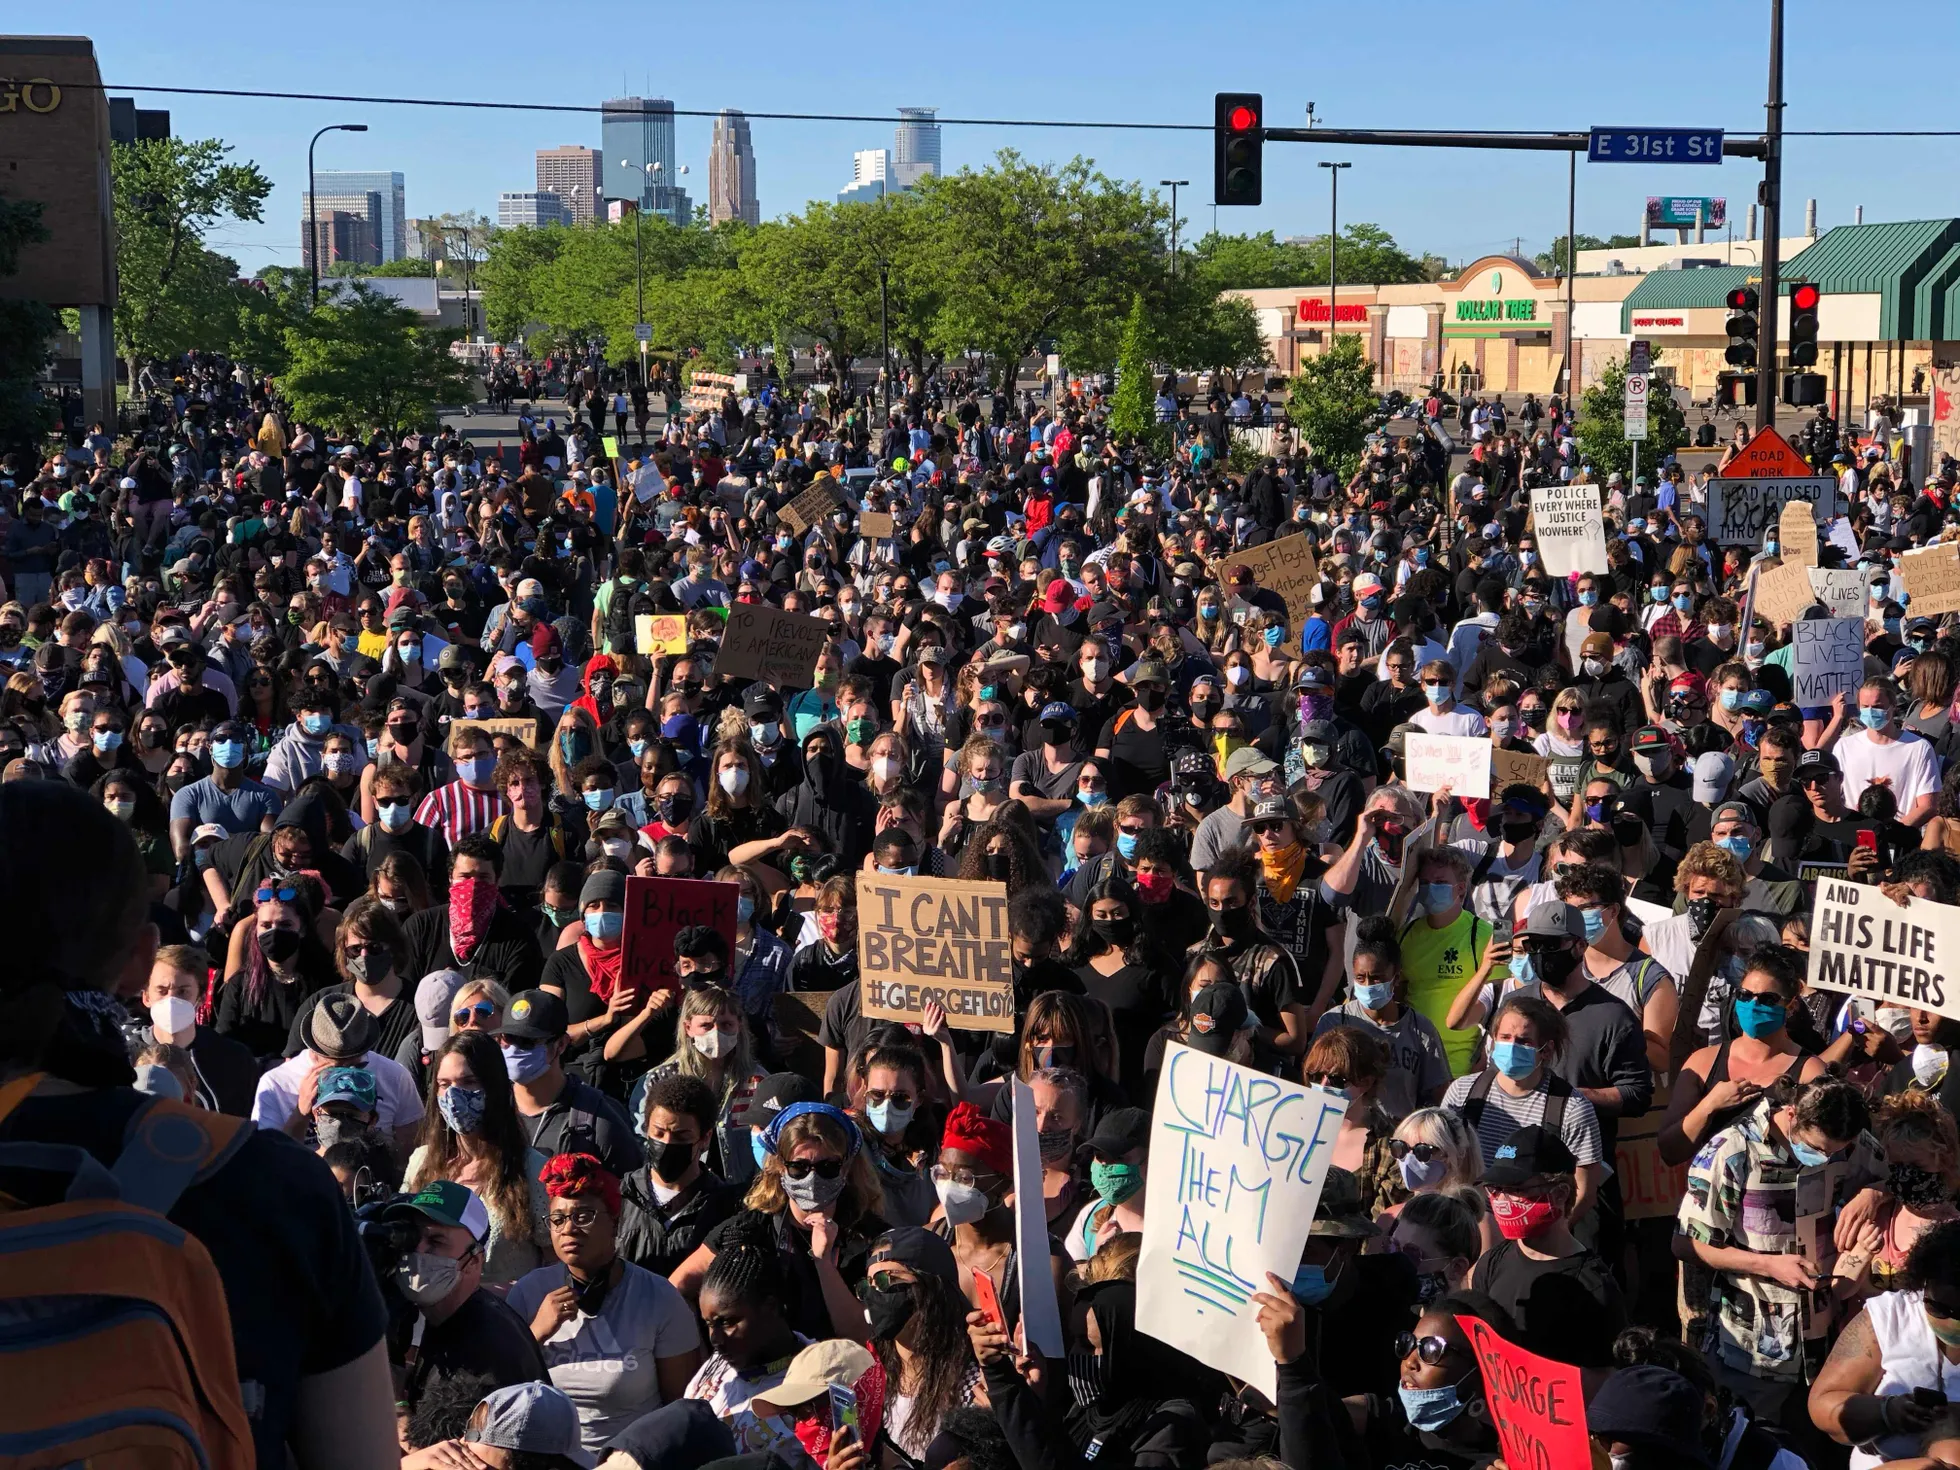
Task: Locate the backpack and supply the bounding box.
[0,1073,256,1470]
[1461,1065,1571,1139]
[602,576,642,653]
[489,812,567,859]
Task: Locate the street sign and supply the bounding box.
[1624,372,1649,441]
[634,322,652,343]
[1718,425,1809,478]
[1588,128,1725,165]
[1629,339,1651,376]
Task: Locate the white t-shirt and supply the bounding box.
[508,1261,701,1449]
[1409,704,1489,737]
[250,1049,425,1133]
[1836,728,1940,812]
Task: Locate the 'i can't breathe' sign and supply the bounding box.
[1808,880,1960,1020]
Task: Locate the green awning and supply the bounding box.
[1619,266,1758,331]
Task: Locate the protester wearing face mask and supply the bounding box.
[284,899,420,1063]
[381,1179,549,1419]
[1066,1105,1150,1263]
[252,990,426,1156]
[1303,1027,1405,1215]
[615,979,765,1189]
[1637,841,1747,1013]
[402,837,546,1002]
[167,716,281,860]
[416,729,509,845]
[675,1100,887,1340]
[1196,846,1309,1070]
[212,879,340,1060]
[1827,1092,1960,1298]
[615,1072,745,1278]
[1313,918,1451,1122]
[126,943,257,1115]
[501,987,645,1179]
[1327,1291,1507,1470]
[855,1226,982,1462]
[1388,1190,1482,1311]
[1838,676,1941,826]
[838,1043,937,1229]
[537,868,668,1090]
[929,1101,1062,1334]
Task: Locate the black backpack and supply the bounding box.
[602,576,642,652]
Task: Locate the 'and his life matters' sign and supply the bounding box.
[1135,1043,1347,1400]
[620,876,739,997]
[1808,880,1960,1024]
[856,873,1016,1033]
[716,604,833,689]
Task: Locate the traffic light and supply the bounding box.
[1724,285,1760,369]
[1717,371,1759,408]
[1789,281,1820,366]
[1214,93,1263,207]
[1782,371,1826,406]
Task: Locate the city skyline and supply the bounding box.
[708,110,759,226]
[535,145,603,224]
[310,169,406,263]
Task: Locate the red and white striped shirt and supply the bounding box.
[415,779,508,846]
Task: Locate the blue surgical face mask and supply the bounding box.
[1399,1381,1470,1432]
[1790,1136,1833,1169]
[1716,834,1753,862]
[629,738,648,759]
[210,739,246,770]
[737,895,756,923]
[865,1098,914,1135]
[1720,689,1742,712]
[1510,949,1536,987]
[1116,832,1139,861]
[1578,590,1598,607]
[1420,882,1455,915]
[1291,1259,1341,1306]
[301,712,330,736]
[1859,706,1889,730]
[457,754,495,784]
[1673,594,1694,613]
[1734,995,1787,1040]
[1354,981,1394,1012]
[1491,1040,1538,1079]
[502,1039,553,1084]
[1580,906,1608,943]
[583,787,615,812]
[1263,625,1284,647]
[585,908,623,943]
[1650,586,1669,604]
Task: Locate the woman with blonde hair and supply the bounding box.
[548,703,603,801]
[1376,1105,1496,1248]
[937,733,1010,860]
[89,621,152,701]
[2,669,56,743]
[617,982,768,1186]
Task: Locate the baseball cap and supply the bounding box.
[756,1340,875,1411]
[415,969,467,1052]
[1080,1106,1152,1159]
[744,686,783,719]
[1796,748,1841,779]
[1309,1167,1377,1238]
[1482,1124,1580,1188]
[1580,632,1614,658]
[869,1227,962,1295]
[1223,746,1278,781]
[190,822,227,846]
[1352,572,1384,598]
[1037,701,1076,725]
[1130,659,1170,687]
[384,1178,492,1243]
[1694,751,1737,805]
[1709,799,1756,829]
[1247,795,1292,826]
[1293,664,1332,691]
[1183,982,1248,1057]
[1042,580,1074,614]
[1629,726,1674,753]
[465,1383,595,1469]
[1585,1367,1715,1469]
[314,1067,378,1113]
[1520,900,1586,942]
[749,1071,823,1133]
[501,988,568,1043]
[302,991,377,1061]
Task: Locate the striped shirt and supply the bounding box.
[414,779,508,846]
[1441,1070,1604,1171]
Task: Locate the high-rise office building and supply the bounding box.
[838,149,891,204]
[892,107,941,188]
[313,170,407,262]
[601,98,691,227]
[301,210,375,271]
[499,191,568,229]
[536,145,603,224]
[301,192,383,267]
[708,110,759,226]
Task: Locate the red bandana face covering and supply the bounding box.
[449,876,499,962]
[1489,1192,1561,1241]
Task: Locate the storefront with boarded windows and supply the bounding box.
[1431,257,1570,396]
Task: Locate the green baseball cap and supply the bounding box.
[383,1179,490,1242]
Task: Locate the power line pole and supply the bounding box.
[1318,162,1350,356]
[1756,0,1785,428]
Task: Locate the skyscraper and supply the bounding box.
[602,97,689,225]
[499,192,568,229]
[536,145,603,223]
[301,191,383,267]
[313,170,407,262]
[838,149,891,204]
[892,107,941,188]
[708,111,759,226]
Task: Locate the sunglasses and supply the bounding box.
[254,885,299,905]
[1307,1072,1352,1090]
[782,1157,844,1181]
[1394,1332,1456,1367]
[453,1002,497,1026]
[1387,1140,1446,1163]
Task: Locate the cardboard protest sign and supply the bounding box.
[620,875,739,998]
[1010,1078,1065,1356]
[1705,476,1842,546]
[1899,544,1960,617]
[1791,617,1866,705]
[856,873,1015,1033]
[451,717,539,750]
[635,613,689,656]
[1808,879,1960,1023]
[1135,1043,1347,1400]
[1778,498,1820,565]
[1807,568,1869,619]
[1490,748,1550,795]
[1614,1087,1691,1220]
[716,603,833,688]
[858,511,895,539]
[1231,532,1320,622]
[1531,481,1607,579]
[1458,1314,1590,1470]
[1405,733,1492,799]
[777,478,843,536]
[1751,561,1819,629]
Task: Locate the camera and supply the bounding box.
[355,1195,418,1283]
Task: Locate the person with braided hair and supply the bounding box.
[508,1152,702,1453]
[682,1240,815,1452]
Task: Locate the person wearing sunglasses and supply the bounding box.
[212,876,339,1062]
[1378,1107,1494,1242]
[1327,1295,1503,1469]
[1303,1026,1403,1216]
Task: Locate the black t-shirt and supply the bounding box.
[495,819,562,909]
[0,1087,388,1469]
[1469,1240,1626,1368]
[1076,959,1177,1097]
[845,651,902,709]
[1317,1253,1421,1397]
[395,1285,547,1413]
[1096,708,1171,802]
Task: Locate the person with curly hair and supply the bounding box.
[508,1152,703,1452]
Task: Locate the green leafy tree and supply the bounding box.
[480,224,566,342]
[738,203,893,389]
[277,283,469,432]
[0,196,58,458]
[1106,294,1161,449]
[1285,335,1378,477]
[1191,223,1427,293]
[370,257,435,278]
[111,137,271,379]
[1577,356,1687,482]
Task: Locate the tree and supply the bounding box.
[1191,223,1428,292]
[111,137,271,379]
[370,257,435,278]
[1577,356,1687,482]
[0,195,58,458]
[1286,335,1377,477]
[1106,294,1161,450]
[277,283,470,432]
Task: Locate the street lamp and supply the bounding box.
[620,158,655,384]
[1159,180,1189,279]
[1318,161,1352,356]
[308,122,368,307]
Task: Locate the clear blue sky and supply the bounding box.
[54,0,1957,277]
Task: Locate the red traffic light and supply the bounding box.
[1228,104,1259,131]
[1791,282,1821,311]
[1726,286,1759,312]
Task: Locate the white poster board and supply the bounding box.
[1009,1078,1064,1358]
[1532,482,1608,579]
[1790,617,1866,705]
[1405,733,1492,799]
[1135,1043,1348,1400]
[1808,880,1960,1024]
[1807,568,1870,620]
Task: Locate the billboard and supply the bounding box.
[1645,196,1727,229]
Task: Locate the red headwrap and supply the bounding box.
[940,1102,1013,1177]
[539,1152,622,1215]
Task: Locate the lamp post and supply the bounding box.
[1317,162,1351,358]
[620,158,655,384]
[307,122,368,307]
[1159,179,1189,278]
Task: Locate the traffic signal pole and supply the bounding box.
[1755,0,1786,429]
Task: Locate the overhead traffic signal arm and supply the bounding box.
[1215,93,1264,207]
